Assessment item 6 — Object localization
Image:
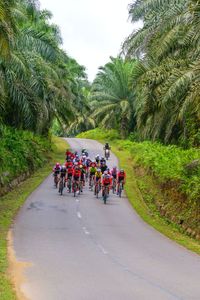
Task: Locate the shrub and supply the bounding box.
[0,126,51,187]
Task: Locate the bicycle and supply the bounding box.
[80,179,84,193]
[54,174,59,188]
[117,181,123,198]
[85,168,89,182]
[67,177,72,193]
[73,180,80,197]
[59,177,64,195]
[103,184,109,204]
[112,178,117,194]
[94,180,101,198]
[90,174,95,191]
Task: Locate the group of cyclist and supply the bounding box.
[53,143,126,197]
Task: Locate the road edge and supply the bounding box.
[0,137,68,300]
[76,135,200,255]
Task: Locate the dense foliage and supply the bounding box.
[0,125,51,187]
[82,0,200,147]
[0,0,88,135]
[123,0,200,147]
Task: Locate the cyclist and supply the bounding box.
[95,154,100,163]
[101,160,107,174]
[102,171,112,196]
[65,158,73,169]
[73,154,80,164]
[66,163,73,192]
[104,142,111,157]
[82,149,88,157]
[94,168,102,195]
[53,163,61,186]
[89,160,97,188]
[117,169,126,194]
[66,149,72,160]
[106,167,111,175]
[59,165,67,187]
[111,166,117,179]
[72,165,81,193]
[104,142,111,150]
[53,162,61,174]
[100,156,106,164]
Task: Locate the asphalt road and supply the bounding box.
[12,138,200,300]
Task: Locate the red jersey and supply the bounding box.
[102,176,112,185]
[117,171,126,179]
[67,167,74,174]
[73,169,81,177]
[65,161,73,168]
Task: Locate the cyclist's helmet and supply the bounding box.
[80,165,83,169]
[97,168,101,172]
[120,169,124,173]
[74,162,78,166]
[56,163,60,167]
[62,165,66,169]
[113,166,117,170]
[104,171,108,175]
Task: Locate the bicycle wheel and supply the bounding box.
[68,179,71,193]
[104,187,108,204]
[119,183,122,198]
[59,180,63,195]
[55,176,58,188]
[73,182,76,197]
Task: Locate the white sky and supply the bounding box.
[39,0,138,82]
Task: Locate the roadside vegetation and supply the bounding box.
[0,125,51,195]
[0,136,67,300]
[78,129,200,253]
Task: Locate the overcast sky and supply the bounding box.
[39,0,137,82]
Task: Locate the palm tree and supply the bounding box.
[0,0,87,136]
[91,57,136,138]
[123,0,200,146]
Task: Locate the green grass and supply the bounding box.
[77,129,200,255]
[0,136,68,300]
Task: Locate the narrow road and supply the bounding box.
[12,138,200,300]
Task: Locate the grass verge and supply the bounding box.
[77,130,200,255]
[0,136,67,300]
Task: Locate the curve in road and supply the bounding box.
[11,138,200,300]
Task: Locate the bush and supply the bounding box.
[0,125,51,187]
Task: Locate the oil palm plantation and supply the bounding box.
[123,0,200,146]
[90,57,136,138]
[0,0,87,135]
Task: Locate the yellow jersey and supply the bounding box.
[95,171,102,178]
